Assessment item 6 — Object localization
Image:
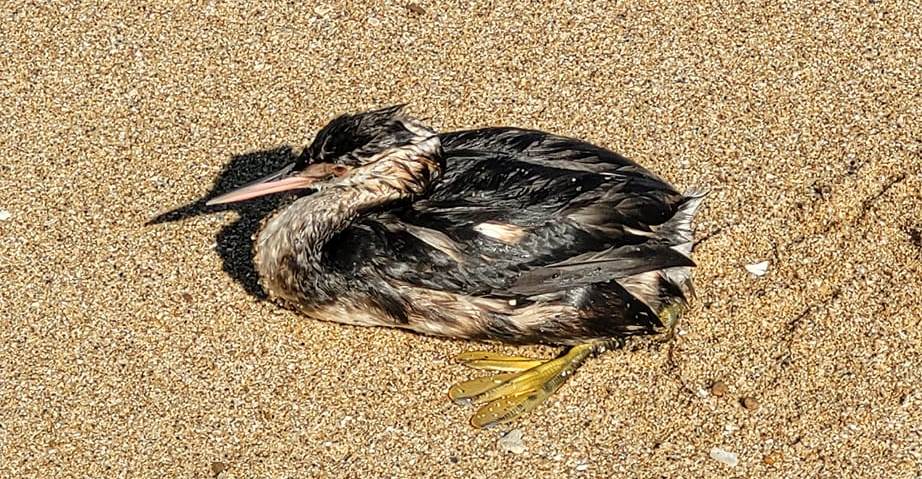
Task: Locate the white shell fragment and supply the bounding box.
[0,210,10,221]
[709,447,739,467]
[745,260,770,277]
[498,428,526,454]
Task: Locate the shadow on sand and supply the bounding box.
[147,146,298,298]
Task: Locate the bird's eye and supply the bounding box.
[332,165,348,176]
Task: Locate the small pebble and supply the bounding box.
[745,260,770,277]
[710,381,728,397]
[0,209,10,221]
[763,451,783,465]
[575,461,589,472]
[180,292,193,303]
[709,447,739,467]
[210,461,227,477]
[741,396,759,411]
[406,3,426,15]
[498,428,526,454]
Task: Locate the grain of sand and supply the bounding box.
[1,1,920,477]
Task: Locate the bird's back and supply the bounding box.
[316,128,704,344]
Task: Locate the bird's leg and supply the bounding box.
[655,303,685,343]
[449,339,624,428]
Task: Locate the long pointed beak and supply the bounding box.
[206,163,317,205]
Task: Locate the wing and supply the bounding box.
[321,128,694,300]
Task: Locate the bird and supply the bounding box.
[206,105,705,428]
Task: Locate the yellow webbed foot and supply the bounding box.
[453,351,548,372]
[449,340,622,428]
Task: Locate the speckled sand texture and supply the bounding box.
[1,1,920,477]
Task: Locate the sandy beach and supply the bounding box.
[1,1,920,477]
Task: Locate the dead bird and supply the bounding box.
[207,105,705,428]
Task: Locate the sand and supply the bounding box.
[1,1,920,477]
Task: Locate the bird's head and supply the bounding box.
[207,105,442,205]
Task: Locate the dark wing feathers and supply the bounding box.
[325,127,691,301]
[506,244,695,297]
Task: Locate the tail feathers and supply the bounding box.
[638,187,706,308]
[657,188,707,256]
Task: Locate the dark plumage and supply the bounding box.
[206,105,705,427]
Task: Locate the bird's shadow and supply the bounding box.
[147,146,298,298]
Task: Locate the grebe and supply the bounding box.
[207,105,705,428]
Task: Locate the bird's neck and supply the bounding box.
[253,140,442,303]
[252,184,408,303]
